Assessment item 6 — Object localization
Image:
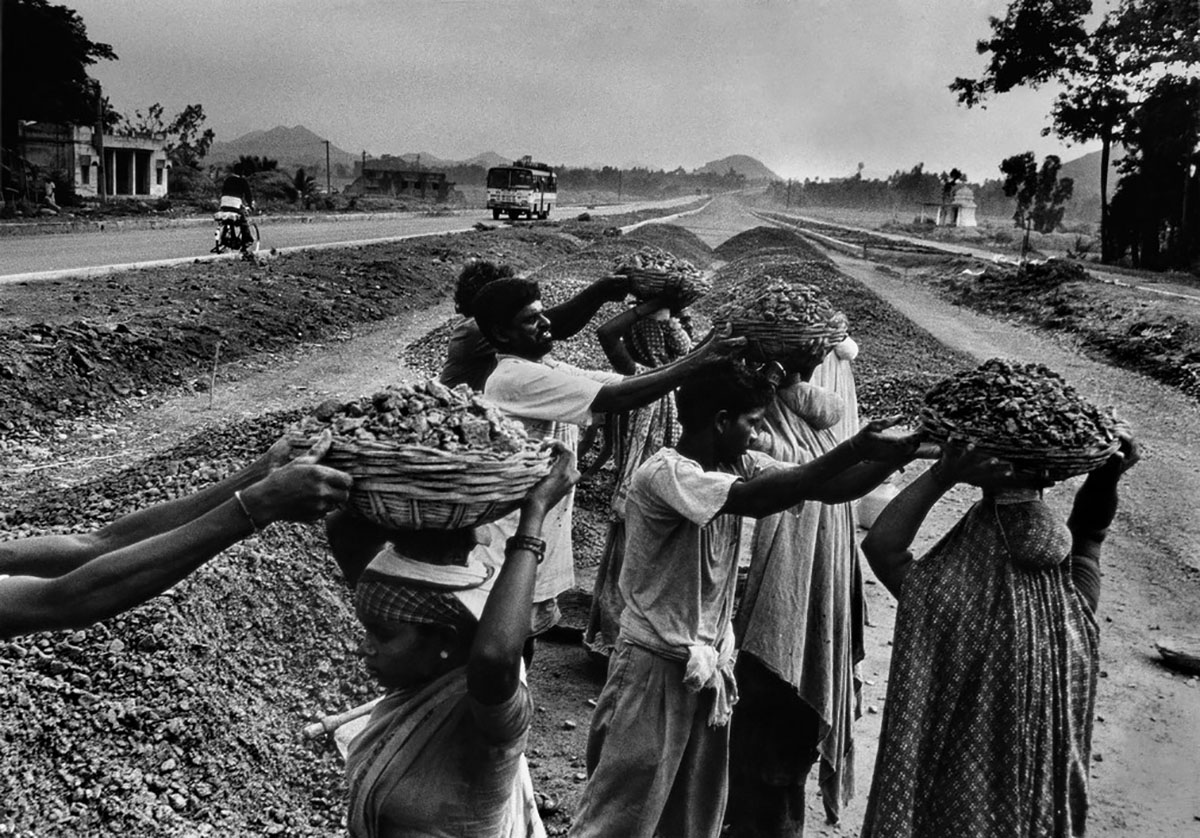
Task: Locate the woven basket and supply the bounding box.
[919,409,1119,480]
[624,270,711,303]
[719,316,849,364]
[290,435,552,529]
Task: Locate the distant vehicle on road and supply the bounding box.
[211,210,259,258]
[486,156,556,220]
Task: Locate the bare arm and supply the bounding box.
[812,459,907,504]
[0,458,351,639]
[468,444,578,706]
[860,466,955,598]
[545,275,630,340]
[862,445,1012,598]
[1066,426,1139,613]
[722,418,923,518]
[589,326,744,415]
[0,438,295,579]
[597,302,657,375]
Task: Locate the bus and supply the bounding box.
[486,156,557,220]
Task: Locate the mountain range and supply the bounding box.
[207,125,1109,201]
[206,125,786,180]
[208,125,359,173]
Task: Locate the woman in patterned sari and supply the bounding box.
[859,426,1138,838]
[583,291,694,658]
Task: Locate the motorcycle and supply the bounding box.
[211,209,259,258]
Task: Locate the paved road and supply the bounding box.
[0,196,699,281]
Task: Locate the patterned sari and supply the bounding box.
[861,492,1099,838]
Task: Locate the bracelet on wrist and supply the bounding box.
[233,490,262,534]
[505,534,546,564]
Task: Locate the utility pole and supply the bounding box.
[325,139,331,195]
[786,178,792,209]
[617,169,623,201]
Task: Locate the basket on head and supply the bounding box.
[612,245,710,304]
[287,380,551,530]
[919,358,1119,481]
[712,280,848,366]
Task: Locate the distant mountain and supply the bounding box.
[694,154,781,182]
[390,151,513,170]
[208,125,358,174]
[463,152,512,169]
[1059,147,1125,202]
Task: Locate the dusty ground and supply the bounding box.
[1,196,1198,836]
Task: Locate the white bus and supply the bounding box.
[486,157,557,220]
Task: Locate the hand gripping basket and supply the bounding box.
[290,435,551,530]
[712,280,848,364]
[612,246,711,304]
[918,359,1119,481]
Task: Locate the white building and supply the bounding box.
[17,122,170,201]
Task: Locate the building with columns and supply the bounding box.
[16,122,170,202]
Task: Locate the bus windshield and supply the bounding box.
[487,168,535,189]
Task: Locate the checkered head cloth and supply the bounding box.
[354,578,478,634]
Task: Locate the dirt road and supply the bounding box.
[670,197,1200,836]
[10,195,1197,835]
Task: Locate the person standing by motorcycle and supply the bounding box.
[218,173,256,252]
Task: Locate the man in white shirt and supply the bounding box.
[470,277,743,643]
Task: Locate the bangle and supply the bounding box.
[233,490,262,534]
[505,535,546,564]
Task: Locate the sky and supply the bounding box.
[66,0,1102,182]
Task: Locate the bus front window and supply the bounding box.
[487,169,511,189]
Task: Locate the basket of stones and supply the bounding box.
[288,380,551,529]
[712,280,849,365]
[612,246,710,304]
[919,358,1119,480]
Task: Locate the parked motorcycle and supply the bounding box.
[211,210,259,258]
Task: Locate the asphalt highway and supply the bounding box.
[0,197,700,282]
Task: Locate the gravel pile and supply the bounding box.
[712,225,829,262]
[703,254,848,313]
[0,411,374,837]
[0,229,580,439]
[624,224,714,269]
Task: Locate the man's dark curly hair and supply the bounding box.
[472,278,542,348]
[676,359,776,432]
[454,261,515,317]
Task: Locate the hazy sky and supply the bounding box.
[68,0,1100,181]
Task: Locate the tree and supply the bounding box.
[949,0,1200,266]
[114,102,215,196]
[1000,152,1074,252]
[1109,76,1200,270]
[116,103,214,170]
[293,167,317,207]
[231,155,278,177]
[1,0,116,192]
[941,167,968,200]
